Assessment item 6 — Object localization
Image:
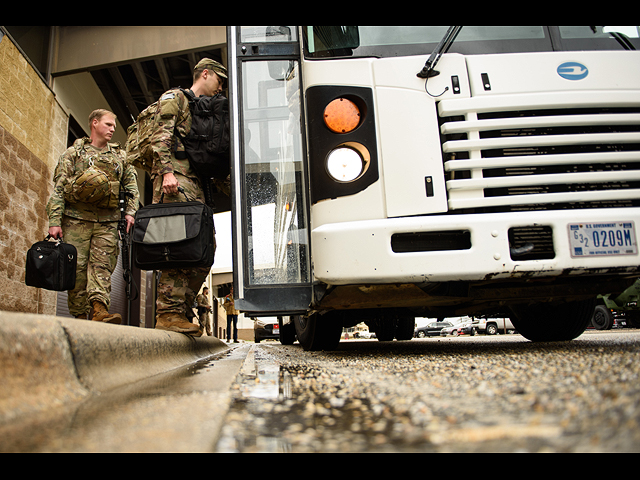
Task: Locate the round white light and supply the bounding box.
[326,147,364,183]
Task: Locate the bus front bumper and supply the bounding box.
[311,209,640,286]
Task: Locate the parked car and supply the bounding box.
[476,318,516,335]
[254,318,280,343]
[415,321,453,338]
[354,330,376,339]
[440,321,477,337]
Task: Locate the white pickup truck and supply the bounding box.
[476,318,517,336]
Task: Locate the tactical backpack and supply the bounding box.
[125,101,160,173]
[177,90,231,181]
[125,89,230,181]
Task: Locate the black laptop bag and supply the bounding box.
[132,193,215,271]
[25,236,77,291]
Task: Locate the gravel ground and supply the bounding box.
[216,330,640,453]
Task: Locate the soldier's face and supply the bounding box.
[93,115,117,143]
[203,70,224,97]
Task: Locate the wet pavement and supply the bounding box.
[216,331,640,453]
[3,330,640,453]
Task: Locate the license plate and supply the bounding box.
[569,222,638,258]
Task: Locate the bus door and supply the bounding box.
[227,26,312,316]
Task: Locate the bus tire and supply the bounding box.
[293,312,342,352]
[510,299,595,342]
[376,320,396,342]
[279,316,297,345]
[395,316,415,341]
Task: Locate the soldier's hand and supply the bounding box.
[125,215,135,234]
[162,173,180,196]
[48,227,63,240]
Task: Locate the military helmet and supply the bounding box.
[66,166,112,206]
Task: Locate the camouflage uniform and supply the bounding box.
[150,90,215,318]
[150,88,193,179]
[196,291,212,336]
[46,138,139,317]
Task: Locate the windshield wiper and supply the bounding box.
[590,26,636,50]
[609,32,636,50]
[417,26,464,79]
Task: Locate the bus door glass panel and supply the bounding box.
[240,59,309,287]
[241,25,298,43]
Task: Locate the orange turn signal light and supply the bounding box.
[324,98,361,134]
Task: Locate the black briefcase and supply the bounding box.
[25,236,77,291]
[132,194,215,271]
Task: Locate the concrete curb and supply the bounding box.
[0,311,229,424]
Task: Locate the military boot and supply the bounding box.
[92,301,122,325]
[156,313,203,337]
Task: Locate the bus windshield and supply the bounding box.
[303,26,640,58]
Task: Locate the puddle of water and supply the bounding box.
[216,347,296,453]
[241,365,293,401]
[216,357,410,453]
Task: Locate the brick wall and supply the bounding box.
[0,33,68,315]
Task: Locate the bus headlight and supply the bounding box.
[326,145,366,183]
[307,86,378,203]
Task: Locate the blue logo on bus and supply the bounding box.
[558,62,589,81]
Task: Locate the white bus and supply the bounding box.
[227,26,640,351]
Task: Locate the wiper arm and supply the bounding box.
[590,26,636,51]
[417,26,464,79]
[610,32,636,50]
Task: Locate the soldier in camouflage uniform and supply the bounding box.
[150,58,227,337]
[47,110,139,324]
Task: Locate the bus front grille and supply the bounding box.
[438,91,640,214]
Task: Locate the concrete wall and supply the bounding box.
[0,34,68,315]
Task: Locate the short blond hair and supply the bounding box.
[88,109,117,129]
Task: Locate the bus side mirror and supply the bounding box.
[266,26,295,81]
[266,25,292,41]
[268,60,295,82]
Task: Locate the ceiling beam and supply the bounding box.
[108,66,140,119]
[154,59,171,92]
[132,62,156,105]
[54,26,227,75]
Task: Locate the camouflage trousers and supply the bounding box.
[61,215,119,317]
[199,312,212,336]
[152,173,216,317]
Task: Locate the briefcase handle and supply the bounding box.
[159,187,192,204]
[44,235,63,245]
[44,234,65,246]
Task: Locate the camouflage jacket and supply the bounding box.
[151,88,199,180]
[47,137,140,226]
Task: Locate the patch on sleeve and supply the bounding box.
[159,91,181,117]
